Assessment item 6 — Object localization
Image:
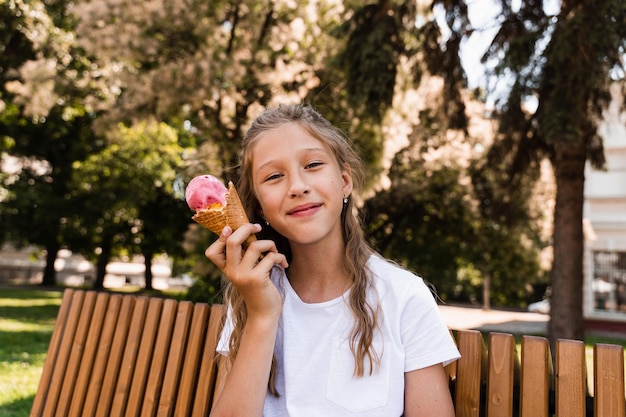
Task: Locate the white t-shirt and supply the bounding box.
[217,254,460,416]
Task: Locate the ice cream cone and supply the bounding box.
[191,208,228,236]
[192,181,257,247]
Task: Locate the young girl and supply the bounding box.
[205,104,460,417]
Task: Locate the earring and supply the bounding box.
[265,219,270,226]
[343,197,348,204]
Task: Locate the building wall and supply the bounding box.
[584,82,626,322]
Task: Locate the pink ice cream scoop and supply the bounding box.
[185,175,257,248]
[185,175,228,211]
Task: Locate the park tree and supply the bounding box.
[68,121,186,289]
[0,0,111,285]
[329,0,624,347]
[363,89,545,307]
[364,133,481,298]
[420,0,625,344]
[136,186,192,291]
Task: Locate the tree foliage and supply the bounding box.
[2,0,616,324]
[365,103,544,307]
[0,0,107,284]
[68,121,187,288]
[429,0,626,344]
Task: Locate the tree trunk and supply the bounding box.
[482,271,491,311]
[548,140,587,348]
[41,241,60,287]
[94,237,112,290]
[144,252,153,291]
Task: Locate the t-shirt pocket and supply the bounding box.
[326,338,390,412]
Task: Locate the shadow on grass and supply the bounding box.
[0,304,61,323]
[0,394,35,417]
[0,292,60,363]
[0,328,53,362]
[0,286,64,299]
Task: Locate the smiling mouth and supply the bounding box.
[288,203,321,216]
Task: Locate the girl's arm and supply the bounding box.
[209,312,279,417]
[404,363,455,417]
[206,224,288,417]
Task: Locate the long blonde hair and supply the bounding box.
[224,104,380,394]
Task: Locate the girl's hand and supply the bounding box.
[205,223,288,319]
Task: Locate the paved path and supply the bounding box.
[439,303,548,335]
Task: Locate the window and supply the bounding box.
[592,251,626,312]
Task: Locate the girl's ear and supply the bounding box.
[341,165,353,197]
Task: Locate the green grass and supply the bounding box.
[0,288,63,417]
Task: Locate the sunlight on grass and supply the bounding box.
[0,288,61,417]
[0,298,62,307]
[0,319,55,332]
[0,360,47,407]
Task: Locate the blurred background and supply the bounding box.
[1,0,625,341]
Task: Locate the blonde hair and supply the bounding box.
[224,104,380,394]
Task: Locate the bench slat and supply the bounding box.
[157,300,194,417]
[55,290,98,415]
[93,295,136,417]
[454,329,486,417]
[68,292,110,415]
[594,343,625,417]
[41,290,86,417]
[81,293,124,417]
[520,335,552,417]
[192,304,226,417]
[61,291,99,414]
[141,298,179,417]
[555,339,587,416]
[174,303,210,417]
[30,289,76,417]
[108,296,150,417]
[126,297,164,417]
[486,332,516,417]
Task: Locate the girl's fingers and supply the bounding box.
[204,223,285,318]
[206,223,287,278]
[242,239,288,269]
[205,226,232,269]
[255,251,288,271]
[222,224,261,267]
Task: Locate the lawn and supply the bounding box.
[0,287,63,417]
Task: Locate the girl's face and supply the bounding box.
[250,122,352,247]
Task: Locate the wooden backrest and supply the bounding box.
[447,329,626,417]
[31,289,226,417]
[33,290,625,417]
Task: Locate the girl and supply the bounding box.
[205,104,460,416]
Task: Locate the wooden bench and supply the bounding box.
[31,289,625,417]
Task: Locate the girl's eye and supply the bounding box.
[264,173,282,182]
[305,161,323,169]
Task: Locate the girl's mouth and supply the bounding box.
[287,203,321,216]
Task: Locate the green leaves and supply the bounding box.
[68,121,187,260]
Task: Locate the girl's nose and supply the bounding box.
[288,173,309,197]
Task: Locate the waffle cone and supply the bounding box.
[192,209,228,236]
[192,181,256,246]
